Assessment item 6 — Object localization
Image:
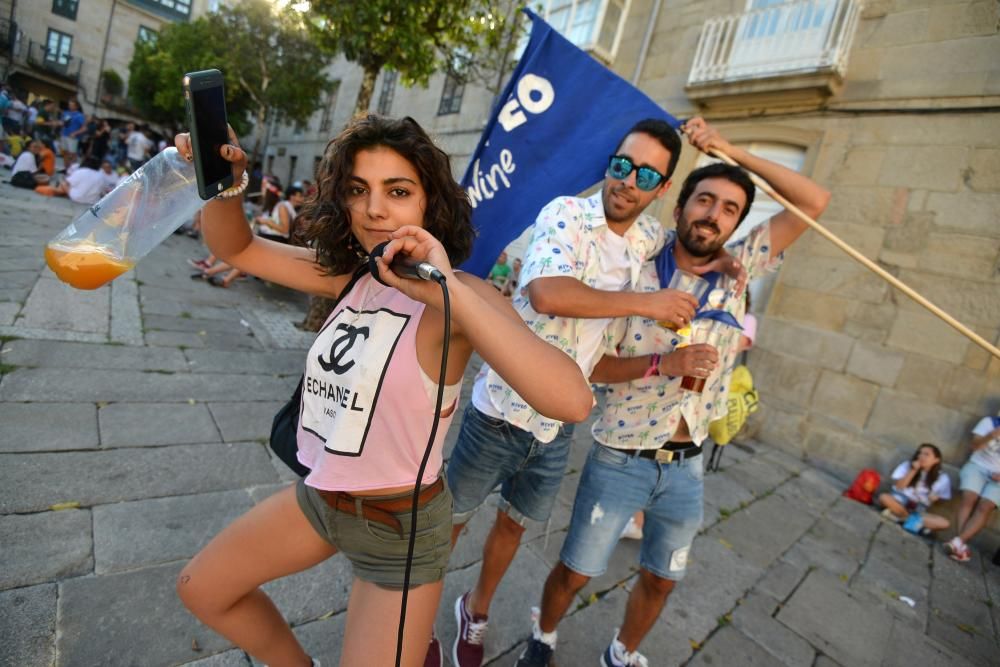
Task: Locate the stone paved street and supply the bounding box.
[1,179,999,666]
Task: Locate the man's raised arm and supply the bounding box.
[684,117,831,257]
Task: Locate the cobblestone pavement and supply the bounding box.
[2,180,999,666]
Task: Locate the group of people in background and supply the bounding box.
[877,415,1000,563]
[1,85,164,205]
[487,250,522,298]
[187,168,313,288]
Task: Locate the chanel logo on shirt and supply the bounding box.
[301,306,410,456]
[317,323,370,375]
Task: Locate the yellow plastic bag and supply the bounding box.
[708,365,758,445]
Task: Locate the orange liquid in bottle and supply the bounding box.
[45,242,134,290]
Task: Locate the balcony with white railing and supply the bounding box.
[686,0,862,109]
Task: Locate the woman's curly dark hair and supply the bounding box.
[299,115,474,275]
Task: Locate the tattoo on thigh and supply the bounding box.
[179,574,191,585]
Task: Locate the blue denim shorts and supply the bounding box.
[959,461,1000,506]
[446,403,575,524]
[560,442,704,581]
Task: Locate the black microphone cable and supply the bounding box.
[394,268,449,667]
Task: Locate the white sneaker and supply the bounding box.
[600,630,649,667]
[619,517,644,540]
[880,508,902,524]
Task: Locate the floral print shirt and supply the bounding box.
[478,192,664,443]
[593,222,782,448]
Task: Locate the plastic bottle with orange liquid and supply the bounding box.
[45,148,204,290]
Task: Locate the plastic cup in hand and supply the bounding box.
[45,148,204,290]
[657,269,710,330]
[680,323,719,394]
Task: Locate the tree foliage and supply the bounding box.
[308,0,520,115]
[454,2,528,98]
[101,69,125,97]
[128,0,334,159]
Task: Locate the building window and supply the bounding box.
[437,71,465,115]
[376,70,397,116]
[539,0,628,60]
[127,0,192,21]
[52,0,79,20]
[313,155,322,178]
[137,26,158,45]
[319,81,340,133]
[695,140,805,314]
[46,29,73,65]
[293,121,306,136]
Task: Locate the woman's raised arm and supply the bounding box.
[175,129,348,298]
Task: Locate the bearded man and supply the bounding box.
[515,116,831,667]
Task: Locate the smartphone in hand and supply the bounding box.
[183,69,234,200]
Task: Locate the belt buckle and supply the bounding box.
[654,449,675,464]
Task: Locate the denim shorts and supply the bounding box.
[446,403,575,524]
[888,490,920,512]
[560,442,704,581]
[959,461,1000,506]
[296,478,452,589]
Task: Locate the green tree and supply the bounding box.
[453,2,528,99]
[128,0,334,162]
[308,0,517,116]
[101,69,124,97]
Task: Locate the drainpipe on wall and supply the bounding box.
[631,0,663,85]
[94,0,118,115]
[3,0,17,81]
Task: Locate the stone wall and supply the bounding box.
[745,110,1000,484]
[585,0,1000,489]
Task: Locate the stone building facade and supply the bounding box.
[2,0,214,118]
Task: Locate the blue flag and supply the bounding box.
[459,8,680,277]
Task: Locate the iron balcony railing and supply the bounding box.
[1,19,21,55]
[26,39,83,82]
[688,0,862,85]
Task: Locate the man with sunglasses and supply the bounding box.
[435,118,746,667]
[516,117,831,667]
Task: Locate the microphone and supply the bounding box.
[369,241,446,286]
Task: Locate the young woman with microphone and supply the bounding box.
[172,115,593,667]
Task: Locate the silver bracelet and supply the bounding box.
[215,171,249,200]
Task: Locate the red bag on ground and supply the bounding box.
[843,468,881,504]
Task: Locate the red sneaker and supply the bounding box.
[423,634,442,667]
[453,591,488,667]
[945,537,971,562]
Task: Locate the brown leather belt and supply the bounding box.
[316,477,445,536]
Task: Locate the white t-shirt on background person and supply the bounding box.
[11,150,36,176]
[970,416,1000,474]
[891,461,952,506]
[126,131,152,162]
[66,167,107,204]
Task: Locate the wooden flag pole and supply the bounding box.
[708,148,1000,361]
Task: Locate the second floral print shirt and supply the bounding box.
[474,192,664,443]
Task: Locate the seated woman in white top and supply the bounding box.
[256,184,304,243]
[49,157,107,204]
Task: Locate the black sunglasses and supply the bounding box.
[607,155,667,192]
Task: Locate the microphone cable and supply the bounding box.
[394,270,449,667]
